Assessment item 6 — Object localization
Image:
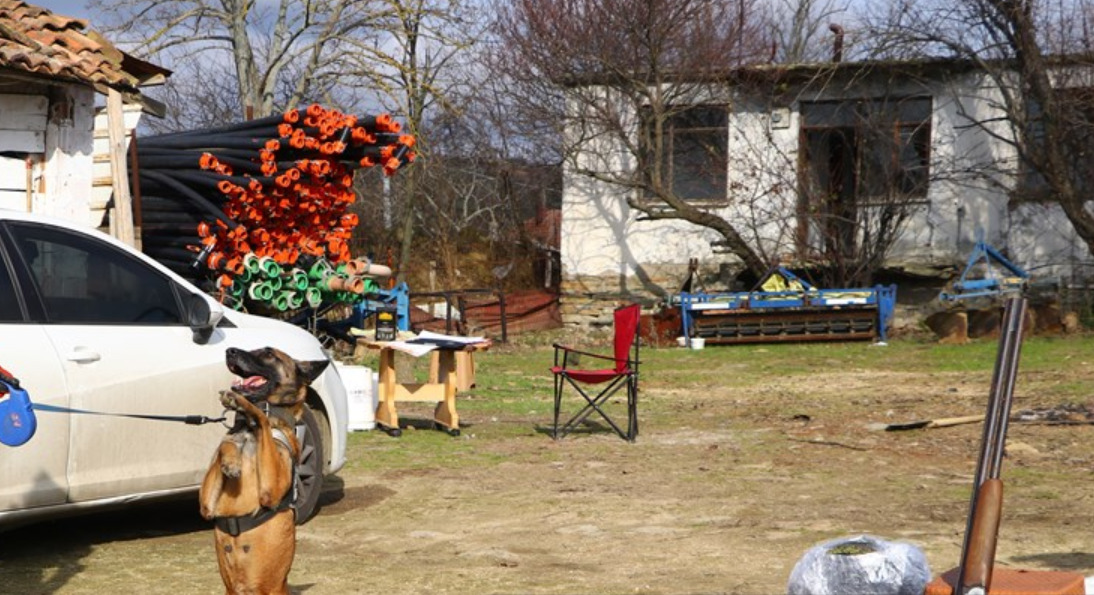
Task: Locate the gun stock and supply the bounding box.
[958,478,1003,593]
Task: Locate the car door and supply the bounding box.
[3,221,229,503]
[0,236,70,511]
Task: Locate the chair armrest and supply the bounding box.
[552,344,616,363]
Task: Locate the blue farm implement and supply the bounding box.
[677,267,896,345]
[939,238,1029,302]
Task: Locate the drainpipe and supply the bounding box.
[829,24,844,63]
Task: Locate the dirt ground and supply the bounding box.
[1,340,1093,594]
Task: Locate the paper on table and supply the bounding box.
[384,341,438,357]
[415,330,485,344]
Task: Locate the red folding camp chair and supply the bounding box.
[551,303,640,441]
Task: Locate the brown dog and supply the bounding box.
[199,346,329,595]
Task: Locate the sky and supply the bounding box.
[33,1,93,21]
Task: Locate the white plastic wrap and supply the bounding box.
[787,534,931,595]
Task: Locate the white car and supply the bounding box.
[0,209,348,529]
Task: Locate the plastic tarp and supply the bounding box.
[787,534,931,595]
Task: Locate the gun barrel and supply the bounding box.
[954,296,1027,594]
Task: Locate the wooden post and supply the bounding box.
[107,89,135,247]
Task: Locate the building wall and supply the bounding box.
[40,84,97,227]
[0,82,143,236]
[560,68,1094,325]
[0,84,97,227]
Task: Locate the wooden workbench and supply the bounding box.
[358,336,490,436]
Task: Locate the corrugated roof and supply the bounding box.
[0,0,169,94]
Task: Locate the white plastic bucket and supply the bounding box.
[690,337,706,350]
[676,336,688,348]
[336,363,379,431]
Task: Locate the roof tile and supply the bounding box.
[0,0,159,92]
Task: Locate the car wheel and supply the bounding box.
[294,405,326,524]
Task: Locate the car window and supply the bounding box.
[0,249,22,322]
[9,223,183,325]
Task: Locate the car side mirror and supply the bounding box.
[186,293,222,344]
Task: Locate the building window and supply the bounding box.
[798,96,932,258]
[800,97,932,203]
[1014,88,1094,204]
[642,105,729,203]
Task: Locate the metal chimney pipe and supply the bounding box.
[829,24,844,63]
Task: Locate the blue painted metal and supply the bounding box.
[349,282,410,331]
[677,267,897,344]
[292,282,411,345]
[939,239,1029,302]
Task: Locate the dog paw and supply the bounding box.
[220,455,242,478]
[219,390,244,411]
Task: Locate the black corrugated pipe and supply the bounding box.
[138,135,278,151]
[139,211,207,224]
[140,235,202,248]
[140,168,275,194]
[138,222,204,234]
[138,170,237,229]
[135,147,265,161]
[136,178,228,206]
[137,195,211,213]
[144,247,203,263]
[143,113,291,140]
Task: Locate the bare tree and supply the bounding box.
[863,0,1094,257]
[494,0,776,279]
[88,0,385,120]
[335,0,479,283]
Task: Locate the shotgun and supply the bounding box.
[953,296,1028,595]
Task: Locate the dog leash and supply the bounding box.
[31,403,227,425]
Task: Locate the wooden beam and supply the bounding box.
[107,88,135,247]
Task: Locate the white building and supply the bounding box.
[560,58,1094,325]
[0,1,167,238]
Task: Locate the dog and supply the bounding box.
[199,346,329,595]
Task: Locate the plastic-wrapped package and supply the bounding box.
[787,534,931,595]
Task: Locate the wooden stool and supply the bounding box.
[924,567,1086,595]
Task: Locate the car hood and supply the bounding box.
[215,309,331,362]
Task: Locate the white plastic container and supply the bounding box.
[690,337,706,350]
[335,363,379,431]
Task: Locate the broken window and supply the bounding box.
[640,105,729,203]
[798,96,932,259]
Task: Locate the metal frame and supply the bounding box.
[940,237,1029,302]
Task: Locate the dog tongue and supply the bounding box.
[232,376,267,390]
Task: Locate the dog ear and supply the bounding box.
[296,359,330,385]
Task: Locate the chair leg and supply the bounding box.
[552,373,562,440]
[627,377,638,441]
[557,375,630,440]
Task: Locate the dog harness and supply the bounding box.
[213,406,300,537]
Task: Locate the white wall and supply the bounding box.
[561,67,1094,298]
[38,84,96,226]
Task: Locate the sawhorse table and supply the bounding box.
[360,338,490,436]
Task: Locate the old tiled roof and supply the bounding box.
[0,0,168,94]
